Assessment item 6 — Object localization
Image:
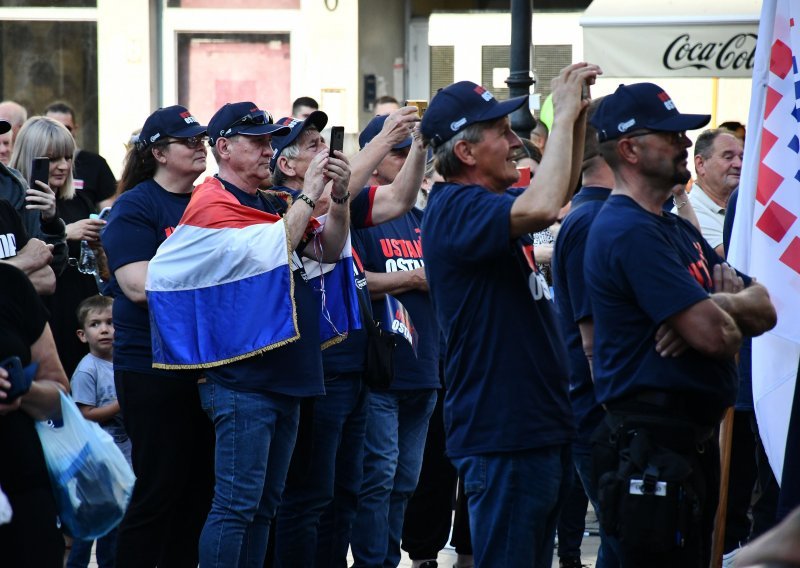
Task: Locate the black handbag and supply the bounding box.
[357,290,396,390]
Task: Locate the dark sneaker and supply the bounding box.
[559,558,589,568]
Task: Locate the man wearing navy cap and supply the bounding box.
[195,101,352,567]
[270,108,429,567]
[584,82,776,567]
[420,62,600,567]
[339,111,440,568]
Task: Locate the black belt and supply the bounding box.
[608,390,692,414]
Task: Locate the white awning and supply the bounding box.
[580,0,761,78]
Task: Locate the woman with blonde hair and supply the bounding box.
[11,116,105,377]
[101,105,215,567]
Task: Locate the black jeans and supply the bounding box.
[401,386,472,559]
[556,464,589,560]
[114,370,215,568]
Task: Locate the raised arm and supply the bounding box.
[313,151,352,263]
[510,63,602,238]
[369,129,427,225]
[348,107,418,199]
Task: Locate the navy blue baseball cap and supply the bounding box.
[207,102,290,145]
[358,114,412,150]
[269,110,329,171]
[137,105,206,149]
[590,83,710,142]
[421,81,528,148]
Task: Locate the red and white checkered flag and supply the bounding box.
[729,0,800,486]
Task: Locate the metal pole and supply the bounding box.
[507,0,535,139]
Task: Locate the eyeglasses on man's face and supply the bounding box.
[622,130,688,145]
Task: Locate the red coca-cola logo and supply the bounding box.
[662,33,757,72]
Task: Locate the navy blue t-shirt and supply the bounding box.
[201,178,324,397]
[551,186,610,443]
[102,179,192,374]
[320,187,376,377]
[423,182,574,458]
[585,194,743,411]
[355,207,440,391]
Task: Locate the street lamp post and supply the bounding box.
[506,0,534,139]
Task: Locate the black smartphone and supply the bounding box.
[29,157,50,190]
[329,126,344,158]
[1,355,32,403]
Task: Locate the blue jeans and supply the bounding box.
[573,443,620,568]
[67,529,118,568]
[351,388,437,568]
[453,444,573,568]
[198,382,300,568]
[274,373,368,567]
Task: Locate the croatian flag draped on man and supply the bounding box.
[144,178,360,369]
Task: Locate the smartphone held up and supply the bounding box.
[29,157,49,189]
[329,126,344,158]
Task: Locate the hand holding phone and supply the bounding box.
[329,126,344,158]
[29,157,50,190]
[0,356,32,404]
[405,100,428,118]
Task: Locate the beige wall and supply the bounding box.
[97,0,153,180]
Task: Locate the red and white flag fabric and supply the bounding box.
[728,0,800,485]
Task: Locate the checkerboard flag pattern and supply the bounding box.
[728,0,800,486]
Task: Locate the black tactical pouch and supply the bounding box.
[595,424,700,553]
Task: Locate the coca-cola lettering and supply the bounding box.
[663,33,757,72]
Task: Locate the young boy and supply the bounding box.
[67,295,130,568]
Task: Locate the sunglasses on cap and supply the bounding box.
[228,110,274,130]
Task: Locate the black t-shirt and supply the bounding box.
[0,264,51,494]
[74,150,117,206]
[0,199,29,260]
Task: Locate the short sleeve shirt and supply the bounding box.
[71,354,129,447]
[551,186,611,442]
[101,179,192,373]
[423,182,573,458]
[201,178,324,397]
[355,207,440,391]
[321,187,377,377]
[585,194,741,409]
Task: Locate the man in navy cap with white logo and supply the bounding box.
[420,62,600,567]
[585,83,777,567]
[196,101,352,567]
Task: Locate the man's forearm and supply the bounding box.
[364,268,427,299]
[711,283,777,337]
[347,139,394,199]
[316,200,350,263]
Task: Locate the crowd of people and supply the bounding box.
[0,59,797,568]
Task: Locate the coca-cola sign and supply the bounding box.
[582,23,758,78]
[663,33,757,73]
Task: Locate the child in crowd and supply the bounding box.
[67,295,130,568]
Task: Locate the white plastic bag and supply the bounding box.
[35,391,135,539]
[0,483,11,525]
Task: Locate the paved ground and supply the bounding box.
[77,520,601,567]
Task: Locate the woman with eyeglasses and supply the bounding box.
[11,117,106,380]
[101,106,215,568]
